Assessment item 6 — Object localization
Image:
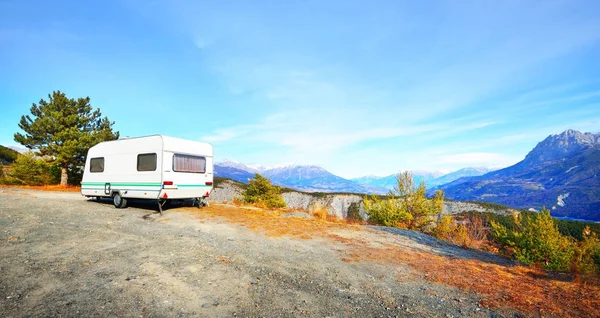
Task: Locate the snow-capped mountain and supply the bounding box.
[214,161,387,194]
[429,167,497,187]
[352,169,462,190]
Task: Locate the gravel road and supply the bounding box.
[1,188,519,317]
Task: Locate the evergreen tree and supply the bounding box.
[242,174,286,208]
[491,207,575,271]
[364,171,444,230]
[14,91,119,185]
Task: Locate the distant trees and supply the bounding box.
[491,207,600,274]
[491,208,574,271]
[363,171,444,230]
[14,91,119,186]
[242,174,286,209]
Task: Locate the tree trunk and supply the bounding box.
[60,167,68,186]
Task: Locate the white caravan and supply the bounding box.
[81,135,213,213]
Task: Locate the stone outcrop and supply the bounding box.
[209,180,243,203]
[209,180,509,220]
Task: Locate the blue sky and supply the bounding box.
[1,0,599,178]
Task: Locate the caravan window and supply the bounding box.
[90,157,104,173]
[137,153,157,171]
[173,154,206,173]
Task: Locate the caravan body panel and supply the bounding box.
[81,135,213,201]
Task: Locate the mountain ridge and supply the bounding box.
[215,159,497,195]
[438,130,600,220]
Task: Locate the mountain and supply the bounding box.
[214,161,387,194]
[438,130,600,220]
[352,170,445,190]
[429,167,497,187]
[352,169,491,190]
[217,159,259,173]
[214,164,256,184]
[351,174,398,190]
[262,165,385,193]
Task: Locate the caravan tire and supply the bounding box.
[113,193,128,209]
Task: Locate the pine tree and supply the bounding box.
[14,91,119,185]
[364,171,444,230]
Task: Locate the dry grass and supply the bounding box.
[0,184,81,192]
[186,204,359,240]
[341,244,600,317]
[310,203,329,220]
[185,203,600,317]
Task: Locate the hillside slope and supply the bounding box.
[0,145,19,165]
[439,130,600,220]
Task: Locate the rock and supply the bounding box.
[281,212,314,219]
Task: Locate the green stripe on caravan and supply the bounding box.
[81,182,162,187]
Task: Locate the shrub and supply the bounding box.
[232,197,243,206]
[310,203,329,220]
[364,171,443,230]
[491,207,575,271]
[9,152,57,185]
[347,202,363,222]
[0,175,24,185]
[242,174,286,209]
[432,215,488,248]
[571,226,600,276]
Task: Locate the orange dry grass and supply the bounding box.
[186,204,359,239]
[344,244,600,317]
[185,203,600,316]
[0,184,81,192]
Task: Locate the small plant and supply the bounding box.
[242,174,286,209]
[463,215,489,249]
[363,171,444,230]
[432,214,491,249]
[232,197,243,206]
[310,203,329,220]
[347,202,363,222]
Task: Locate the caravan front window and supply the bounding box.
[173,154,206,173]
[137,153,157,171]
[90,157,104,173]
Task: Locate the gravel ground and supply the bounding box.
[0,188,519,317]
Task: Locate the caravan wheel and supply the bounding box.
[113,193,128,209]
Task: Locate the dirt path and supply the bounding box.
[1,189,595,317]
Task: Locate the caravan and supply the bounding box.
[81,135,213,213]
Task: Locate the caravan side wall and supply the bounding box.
[159,136,213,200]
[81,136,164,199]
[81,135,214,201]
